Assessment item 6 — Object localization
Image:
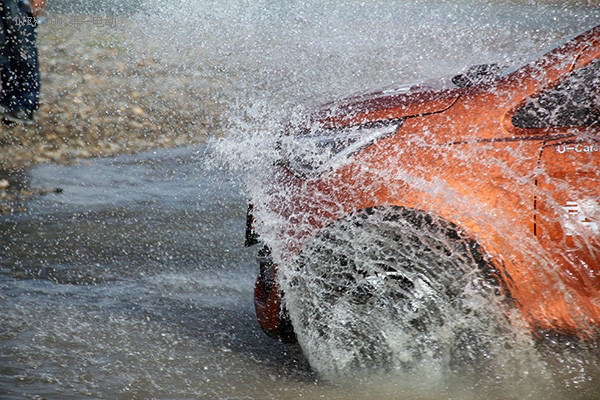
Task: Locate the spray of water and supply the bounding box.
[120,0,600,395]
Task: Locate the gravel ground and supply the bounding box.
[1,14,224,212]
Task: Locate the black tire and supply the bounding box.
[281,206,514,380]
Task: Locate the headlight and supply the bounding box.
[279,120,402,177]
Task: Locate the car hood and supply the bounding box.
[299,77,463,130]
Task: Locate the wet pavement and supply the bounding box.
[0,146,315,399]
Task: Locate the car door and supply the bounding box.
[512,58,600,293]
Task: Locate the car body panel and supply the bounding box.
[251,25,600,340]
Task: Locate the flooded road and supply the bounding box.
[0,146,314,399]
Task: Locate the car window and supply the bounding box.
[512,59,600,129]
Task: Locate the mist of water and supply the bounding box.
[158,0,600,392]
[8,0,600,398]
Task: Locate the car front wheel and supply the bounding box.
[281,206,516,380]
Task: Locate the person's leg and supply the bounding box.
[0,0,39,120]
[0,0,14,109]
[14,0,39,113]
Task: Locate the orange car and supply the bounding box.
[247,25,600,368]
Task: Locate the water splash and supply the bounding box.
[195,0,600,394]
[44,0,600,396]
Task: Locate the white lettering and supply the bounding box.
[562,200,599,236]
[556,143,599,154]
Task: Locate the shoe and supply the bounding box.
[1,118,17,128]
[1,107,34,125]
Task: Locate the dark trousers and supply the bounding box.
[0,0,40,112]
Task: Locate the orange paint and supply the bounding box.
[253,25,600,340]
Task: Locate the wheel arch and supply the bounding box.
[316,205,509,293]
